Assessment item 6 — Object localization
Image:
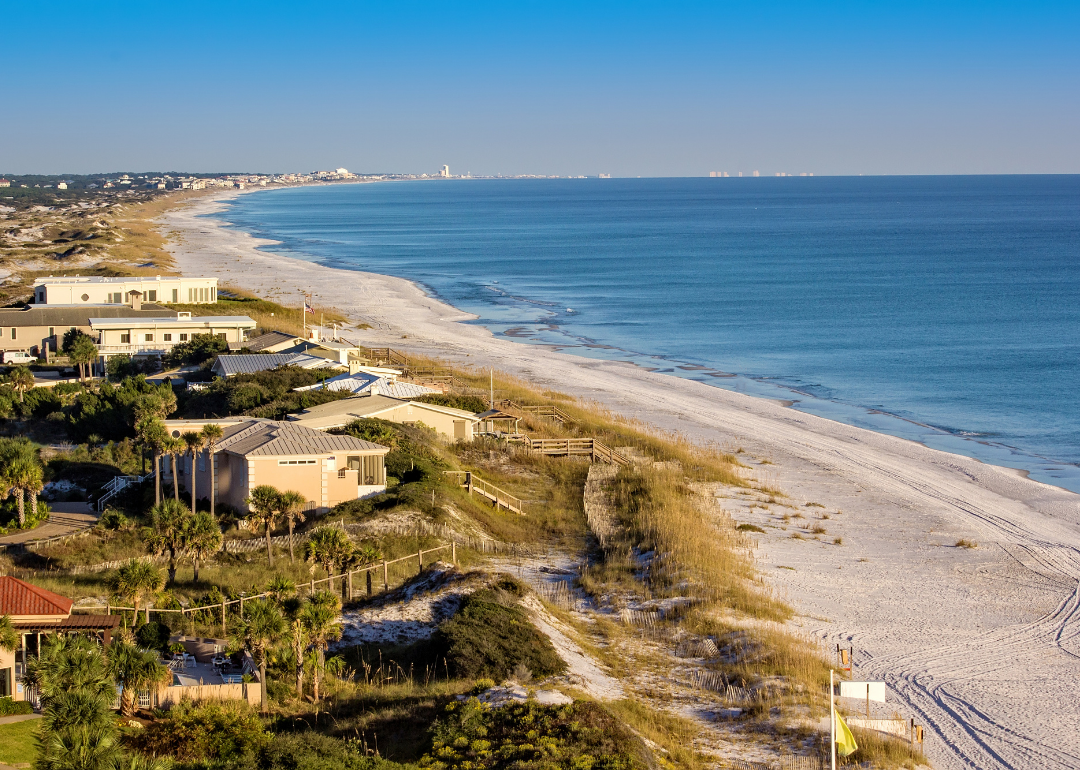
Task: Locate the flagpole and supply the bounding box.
[830,669,836,770]
[301,292,306,337]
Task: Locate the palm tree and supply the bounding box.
[299,591,341,702]
[265,576,296,606]
[201,423,224,517]
[7,453,43,528]
[28,634,121,770]
[276,490,307,563]
[285,600,307,699]
[135,418,167,505]
[161,435,185,502]
[143,499,191,585]
[244,484,281,568]
[109,560,165,625]
[7,366,34,403]
[107,641,169,717]
[304,526,353,587]
[181,430,205,511]
[185,510,222,582]
[68,334,99,382]
[0,615,17,654]
[235,599,285,712]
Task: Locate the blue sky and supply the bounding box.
[3,2,1078,176]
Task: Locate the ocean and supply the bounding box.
[216,176,1080,491]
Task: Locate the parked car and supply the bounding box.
[1,351,36,364]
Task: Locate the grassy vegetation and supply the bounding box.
[844,727,927,769]
[0,719,39,766]
[173,283,347,337]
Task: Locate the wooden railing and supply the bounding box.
[496,400,572,424]
[512,435,630,466]
[364,347,410,367]
[444,471,523,514]
[72,540,461,634]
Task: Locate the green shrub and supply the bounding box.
[127,700,268,762]
[422,698,644,770]
[0,697,33,717]
[434,590,564,681]
[163,333,229,367]
[214,732,415,770]
[135,620,171,652]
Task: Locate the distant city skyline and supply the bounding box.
[2,2,1078,176]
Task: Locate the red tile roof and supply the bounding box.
[0,577,73,617]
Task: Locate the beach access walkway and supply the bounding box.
[0,502,98,548]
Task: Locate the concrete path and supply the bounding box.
[0,714,40,726]
[0,502,97,546]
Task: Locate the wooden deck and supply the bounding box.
[497,400,573,424]
[509,435,630,466]
[445,471,523,514]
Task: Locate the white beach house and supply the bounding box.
[89,312,255,361]
[34,276,219,306]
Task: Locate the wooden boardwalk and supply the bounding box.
[496,400,573,425]
[444,471,523,513]
[510,435,630,466]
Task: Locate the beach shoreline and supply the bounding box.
[159,188,1080,770]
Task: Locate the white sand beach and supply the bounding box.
[161,190,1080,770]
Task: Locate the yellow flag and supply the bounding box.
[834,710,858,757]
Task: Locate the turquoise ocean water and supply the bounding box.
[215,177,1080,491]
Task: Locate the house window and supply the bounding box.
[145,333,154,342]
[10,328,15,340]
[147,290,157,302]
[211,287,216,301]
[362,455,382,486]
[337,469,346,479]
[163,333,172,342]
[179,333,188,342]
[188,288,193,302]
[216,333,226,340]
[277,459,317,466]
[198,455,205,472]
[48,327,54,338]
[120,333,130,344]
[171,289,178,303]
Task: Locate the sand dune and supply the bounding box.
[161,190,1080,770]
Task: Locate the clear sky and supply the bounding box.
[3,1,1078,177]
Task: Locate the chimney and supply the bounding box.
[369,382,380,397]
[128,290,142,310]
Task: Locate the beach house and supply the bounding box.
[0,577,120,701]
[288,394,480,440]
[90,312,255,363]
[0,303,170,358]
[33,275,219,306]
[163,418,390,514]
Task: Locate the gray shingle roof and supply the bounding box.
[0,304,171,327]
[229,330,298,352]
[215,420,388,457]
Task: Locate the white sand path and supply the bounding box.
[161,190,1080,770]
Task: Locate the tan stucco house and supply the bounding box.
[164,419,390,514]
[287,394,479,441]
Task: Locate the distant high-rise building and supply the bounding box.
[440,165,450,178]
[738,172,743,177]
[752,170,760,177]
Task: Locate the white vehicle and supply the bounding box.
[1,351,36,365]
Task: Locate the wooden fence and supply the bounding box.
[444,471,523,514]
[73,540,462,634]
[496,400,573,425]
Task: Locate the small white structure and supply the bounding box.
[294,371,438,399]
[90,313,255,360]
[837,681,887,703]
[34,276,219,306]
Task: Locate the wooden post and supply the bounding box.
[418,548,423,572]
[221,601,226,635]
[106,601,110,616]
[383,560,388,591]
[466,472,472,494]
[347,571,353,601]
[145,603,151,625]
[310,577,315,596]
[866,683,870,718]
[239,596,245,619]
[452,541,457,565]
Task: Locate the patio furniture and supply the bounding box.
[184,654,197,668]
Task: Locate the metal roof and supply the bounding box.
[89,316,255,328]
[294,372,439,399]
[215,420,388,457]
[212,353,346,376]
[0,576,73,616]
